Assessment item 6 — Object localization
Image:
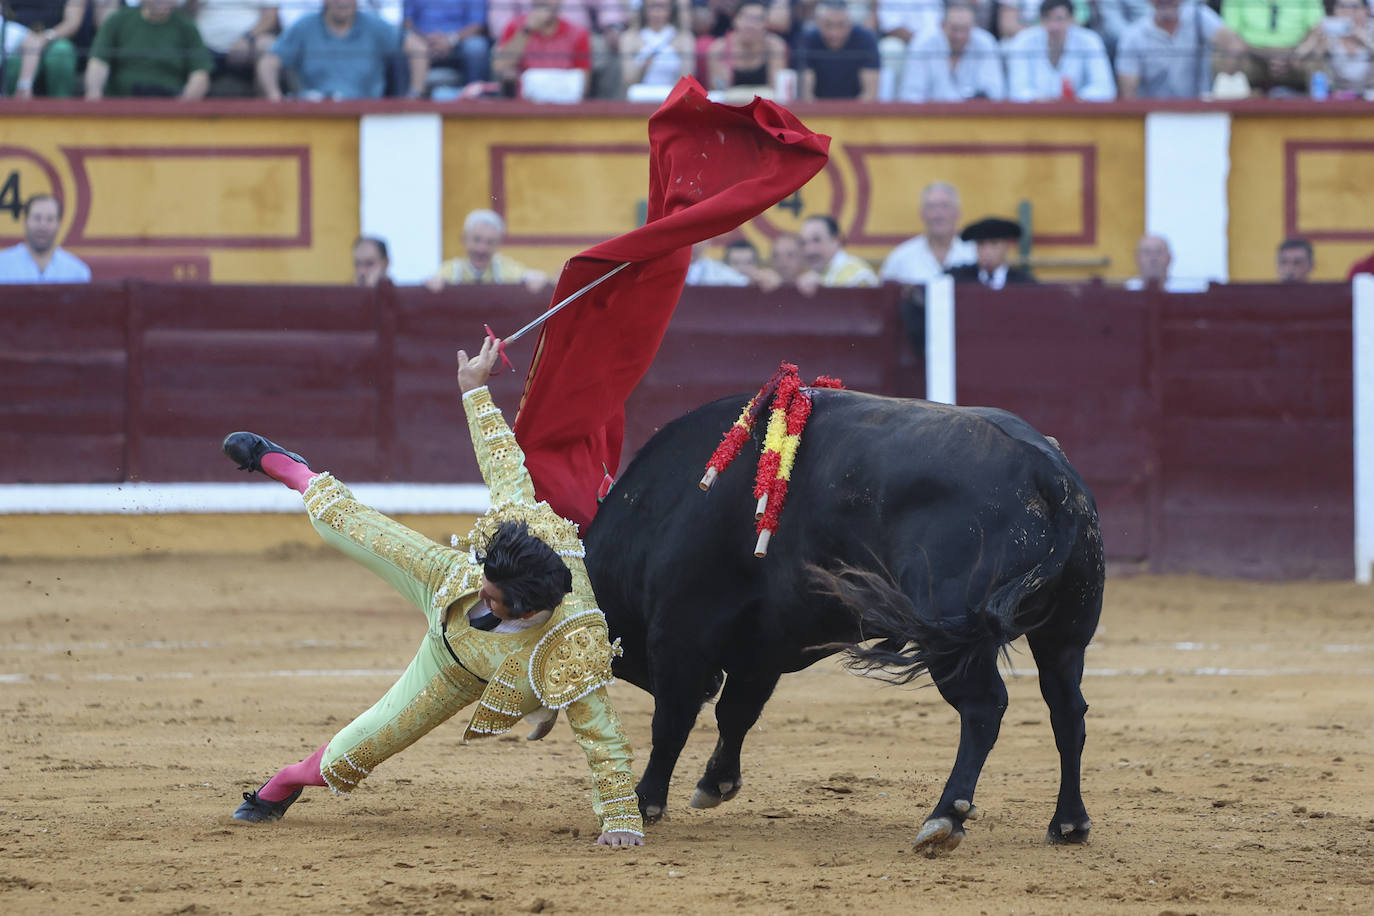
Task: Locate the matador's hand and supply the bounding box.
[457,334,501,393]
[595,830,645,847]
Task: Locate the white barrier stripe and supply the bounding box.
[3,666,1373,686]
[0,482,491,515]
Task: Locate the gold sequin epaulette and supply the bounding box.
[464,500,584,556]
[528,610,621,709]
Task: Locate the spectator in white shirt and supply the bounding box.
[898,1,1005,101]
[1004,0,1116,101]
[880,181,977,285]
[1124,234,1207,292]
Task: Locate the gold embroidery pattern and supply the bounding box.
[595,771,644,836]
[529,611,620,709]
[464,655,539,740]
[468,500,582,555]
[322,665,482,793]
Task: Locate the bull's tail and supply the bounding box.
[810,564,1013,686]
[813,474,1089,686]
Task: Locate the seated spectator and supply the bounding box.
[3,0,84,98]
[1124,234,1207,292]
[0,194,91,284]
[192,0,279,97]
[721,237,787,290]
[1295,0,1374,95]
[896,1,1005,102]
[1276,237,1314,282]
[1004,0,1116,101]
[880,181,977,284]
[707,1,788,91]
[352,235,391,286]
[85,0,213,99]
[259,0,427,99]
[947,217,1035,287]
[769,231,805,285]
[797,214,879,295]
[1097,0,1151,53]
[491,0,626,98]
[493,0,592,98]
[1117,0,1241,99]
[796,0,879,100]
[1220,0,1325,94]
[685,238,752,285]
[405,0,491,91]
[620,0,695,93]
[874,0,944,99]
[425,209,550,292]
[1346,248,1374,280]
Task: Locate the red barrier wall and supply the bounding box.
[0,281,1356,579]
[953,282,1354,579]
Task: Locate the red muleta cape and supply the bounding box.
[512,77,831,530]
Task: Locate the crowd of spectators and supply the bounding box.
[3,0,1371,101]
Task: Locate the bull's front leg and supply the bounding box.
[914,656,1008,857]
[638,659,720,824]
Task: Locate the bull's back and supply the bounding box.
[586,390,1095,664]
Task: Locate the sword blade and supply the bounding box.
[503,261,632,345]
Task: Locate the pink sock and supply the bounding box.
[260,452,315,494]
[258,744,328,801]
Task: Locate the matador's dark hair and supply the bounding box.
[475,521,573,615]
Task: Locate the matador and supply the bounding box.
[224,335,644,846]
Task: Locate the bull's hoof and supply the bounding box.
[913,816,965,857]
[641,803,666,825]
[689,779,740,809]
[1045,816,1092,846]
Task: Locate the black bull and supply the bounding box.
[583,388,1105,854]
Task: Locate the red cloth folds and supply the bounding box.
[511,77,830,530]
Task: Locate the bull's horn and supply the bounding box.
[699,467,719,491]
[754,529,772,557]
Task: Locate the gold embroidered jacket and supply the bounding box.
[442,386,642,837]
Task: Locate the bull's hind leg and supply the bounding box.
[913,651,1008,857]
[690,672,780,810]
[1027,628,1093,845]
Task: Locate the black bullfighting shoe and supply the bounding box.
[232,786,303,823]
[222,431,307,474]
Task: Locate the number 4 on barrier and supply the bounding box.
[0,172,22,220]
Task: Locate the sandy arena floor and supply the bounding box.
[2,542,1372,915]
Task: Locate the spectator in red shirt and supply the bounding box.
[493,0,592,98]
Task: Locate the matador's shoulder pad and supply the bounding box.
[529,610,622,709]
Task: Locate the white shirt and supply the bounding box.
[0,244,92,284]
[877,0,944,39]
[1003,25,1116,101]
[979,264,1009,289]
[880,235,976,284]
[632,26,685,87]
[898,27,1006,102]
[685,257,750,286]
[1124,276,1208,292]
[195,0,274,53]
[467,601,553,634]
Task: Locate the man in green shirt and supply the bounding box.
[85,0,213,99]
[1220,0,1325,93]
